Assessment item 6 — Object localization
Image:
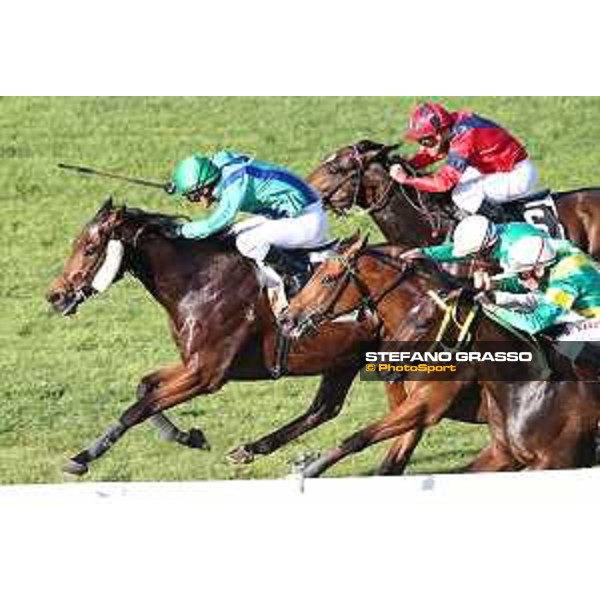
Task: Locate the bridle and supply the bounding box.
[322,145,445,236]
[291,248,412,337]
[56,219,133,315]
[394,161,444,235]
[322,145,395,217]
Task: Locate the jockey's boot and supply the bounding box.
[476,199,505,223]
[257,261,289,316]
[574,341,600,376]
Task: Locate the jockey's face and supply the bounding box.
[419,129,451,155]
[518,266,546,290]
[185,184,216,208]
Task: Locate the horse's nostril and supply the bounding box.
[47,291,63,305]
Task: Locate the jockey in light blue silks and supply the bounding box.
[166,151,329,313]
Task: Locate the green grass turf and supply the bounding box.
[2,96,599,483]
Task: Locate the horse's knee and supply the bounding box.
[136,377,158,401]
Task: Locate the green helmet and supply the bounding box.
[170,154,220,196]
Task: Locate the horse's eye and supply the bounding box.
[84,245,98,257]
[326,162,342,175]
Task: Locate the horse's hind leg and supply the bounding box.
[301,380,460,478]
[63,361,213,476]
[227,367,357,465]
[526,429,597,470]
[461,442,521,472]
[375,382,424,476]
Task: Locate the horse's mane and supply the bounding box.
[118,205,241,251]
[350,141,457,221]
[121,206,190,228]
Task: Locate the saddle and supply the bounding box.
[215,227,338,299]
[265,240,339,299]
[499,189,567,239]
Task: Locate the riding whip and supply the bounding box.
[58,163,175,194]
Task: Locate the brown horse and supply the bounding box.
[308,140,600,258]
[281,237,600,477]
[46,198,421,476]
[299,139,600,473]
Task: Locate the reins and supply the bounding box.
[327,146,446,237]
[394,160,444,236]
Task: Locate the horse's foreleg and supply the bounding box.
[63,361,214,476]
[133,364,210,450]
[301,380,459,478]
[227,367,357,465]
[150,413,210,450]
[376,429,425,476]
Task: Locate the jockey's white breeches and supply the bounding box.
[233,202,329,262]
[452,159,538,214]
[555,319,600,342]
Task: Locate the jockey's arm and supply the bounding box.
[493,290,541,309]
[485,280,578,335]
[402,162,463,194]
[484,297,566,335]
[421,242,464,263]
[550,238,583,258]
[180,177,247,239]
[493,274,526,293]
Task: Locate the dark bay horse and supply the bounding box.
[308,140,600,258]
[46,198,412,476]
[281,236,600,477]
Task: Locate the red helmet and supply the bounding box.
[405,102,453,142]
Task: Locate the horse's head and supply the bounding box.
[279,233,370,338]
[307,140,399,215]
[46,197,127,316]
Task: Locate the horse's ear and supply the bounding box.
[346,231,369,257]
[114,205,126,222]
[346,230,361,244]
[362,142,400,165]
[93,196,114,222]
[381,143,400,156]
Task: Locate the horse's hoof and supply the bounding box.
[301,457,326,478]
[289,451,321,474]
[227,446,255,465]
[63,458,88,476]
[187,428,211,451]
